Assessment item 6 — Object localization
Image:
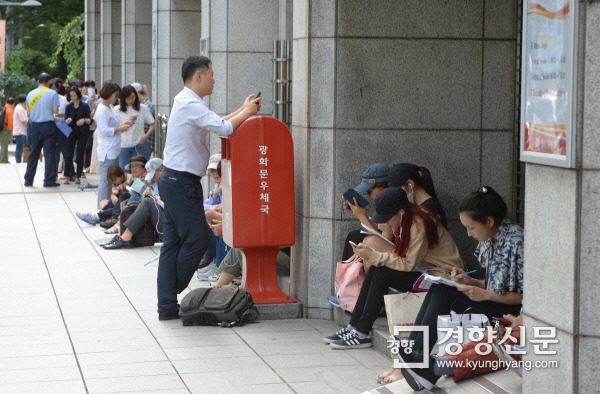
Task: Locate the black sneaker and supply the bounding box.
[324,326,351,344]
[329,329,372,349]
[100,235,121,247]
[43,182,60,187]
[158,310,180,321]
[100,218,118,229]
[24,180,32,187]
[400,355,439,391]
[102,236,134,249]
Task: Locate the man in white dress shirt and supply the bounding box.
[156,55,261,320]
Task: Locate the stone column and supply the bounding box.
[522,2,600,392]
[291,1,518,319]
[151,0,202,117]
[100,0,121,85]
[121,0,152,87]
[84,0,101,81]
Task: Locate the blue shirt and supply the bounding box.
[26,86,60,123]
[475,219,524,295]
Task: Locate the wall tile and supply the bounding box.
[226,53,274,115]
[228,0,279,52]
[336,39,482,130]
[579,170,600,336]
[483,41,516,130]
[308,129,334,218]
[524,164,577,334]
[311,0,336,37]
[307,219,335,309]
[309,39,335,128]
[481,131,514,215]
[337,0,483,38]
[291,38,309,128]
[484,0,517,39]
[522,315,573,393]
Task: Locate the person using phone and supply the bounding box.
[325,187,464,351]
[113,85,155,172]
[156,55,261,321]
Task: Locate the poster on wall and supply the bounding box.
[520,0,576,168]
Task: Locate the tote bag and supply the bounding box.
[334,254,365,312]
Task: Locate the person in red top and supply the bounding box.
[0,98,15,163]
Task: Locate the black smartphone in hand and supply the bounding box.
[255,92,261,98]
[343,188,369,208]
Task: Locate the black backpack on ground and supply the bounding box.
[179,284,259,327]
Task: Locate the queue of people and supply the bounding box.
[325,161,524,390]
[13,59,524,392]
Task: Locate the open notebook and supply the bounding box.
[412,273,464,292]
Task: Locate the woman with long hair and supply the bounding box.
[114,85,155,171]
[64,87,92,184]
[324,187,464,350]
[398,186,524,391]
[96,81,133,209]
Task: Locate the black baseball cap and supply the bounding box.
[372,187,409,223]
[389,163,420,187]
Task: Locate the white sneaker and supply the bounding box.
[197,262,216,279]
[198,265,221,281]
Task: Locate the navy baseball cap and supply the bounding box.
[389,162,420,187]
[372,187,409,223]
[354,164,390,193]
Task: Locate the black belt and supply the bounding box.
[164,167,202,182]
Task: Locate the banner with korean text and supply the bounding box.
[520,0,576,167]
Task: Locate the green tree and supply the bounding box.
[0,72,37,101]
[5,48,55,78]
[51,13,84,82]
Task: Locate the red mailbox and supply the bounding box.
[220,116,296,304]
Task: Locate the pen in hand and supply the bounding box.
[451,269,477,279]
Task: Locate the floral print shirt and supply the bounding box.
[475,219,524,295]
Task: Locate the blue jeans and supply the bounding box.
[24,121,58,185]
[119,144,144,171]
[98,156,119,209]
[15,135,26,163]
[141,140,153,160]
[157,168,210,314]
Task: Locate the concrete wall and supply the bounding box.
[205,0,292,154]
[522,2,600,392]
[121,0,152,87]
[85,0,101,82]
[151,0,202,118]
[100,0,121,84]
[292,0,518,318]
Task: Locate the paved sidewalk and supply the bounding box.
[0,156,393,394]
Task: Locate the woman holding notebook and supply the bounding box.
[398,186,524,391]
[324,187,464,351]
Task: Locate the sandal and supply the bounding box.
[379,369,404,385]
[377,367,395,383]
[75,178,81,185]
[81,173,86,178]
[104,225,120,234]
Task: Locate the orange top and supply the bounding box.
[4,104,14,131]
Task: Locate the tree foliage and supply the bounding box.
[5,47,55,78]
[0,72,37,100]
[51,13,85,82]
